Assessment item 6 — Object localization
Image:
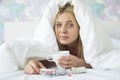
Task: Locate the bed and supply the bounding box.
[0,69,120,80]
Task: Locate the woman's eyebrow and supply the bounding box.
[67,20,72,23]
[56,20,72,23]
[56,21,61,23]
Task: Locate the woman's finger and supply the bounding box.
[62,64,71,69]
[30,62,41,74]
[37,62,46,68]
[24,64,37,74]
[60,56,70,61]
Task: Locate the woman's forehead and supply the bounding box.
[56,12,75,22]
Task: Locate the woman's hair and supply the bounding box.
[54,3,83,58]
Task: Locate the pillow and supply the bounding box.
[0,40,55,74]
[0,42,18,74]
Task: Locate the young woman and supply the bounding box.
[24,3,91,74]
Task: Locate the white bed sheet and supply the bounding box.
[1,69,120,80]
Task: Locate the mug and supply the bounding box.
[46,51,70,69]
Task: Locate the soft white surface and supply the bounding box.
[4,22,39,41]
[0,69,120,80]
[0,42,18,73]
[100,20,120,39]
[0,40,54,74]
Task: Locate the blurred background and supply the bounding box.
[0,0,120,44]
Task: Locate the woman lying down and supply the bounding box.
[0,0,120,76]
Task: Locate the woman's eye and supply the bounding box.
[68,23,74,27]
[56,23,62,27]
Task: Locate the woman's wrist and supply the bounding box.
[78,59,92,68]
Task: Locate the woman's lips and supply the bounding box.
[59,36,69,40]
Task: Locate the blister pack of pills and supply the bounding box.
[71,67,87,74]
[40,67,87,77]
[40,68,68,77]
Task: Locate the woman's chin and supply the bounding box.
[60,41,69,45]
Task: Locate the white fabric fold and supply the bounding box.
[0,40,54,74]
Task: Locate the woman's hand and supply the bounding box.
[58,55,91,69]
[24,59,45,74]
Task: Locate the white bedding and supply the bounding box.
[0,69,120,80]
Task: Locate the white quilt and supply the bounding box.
[0,0,120,80]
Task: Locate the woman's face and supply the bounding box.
[55,12,79,46]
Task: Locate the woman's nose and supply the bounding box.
[60,26,67,33]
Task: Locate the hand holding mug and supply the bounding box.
[46,51,69,69]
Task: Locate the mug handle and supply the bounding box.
[46,55,54,62]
